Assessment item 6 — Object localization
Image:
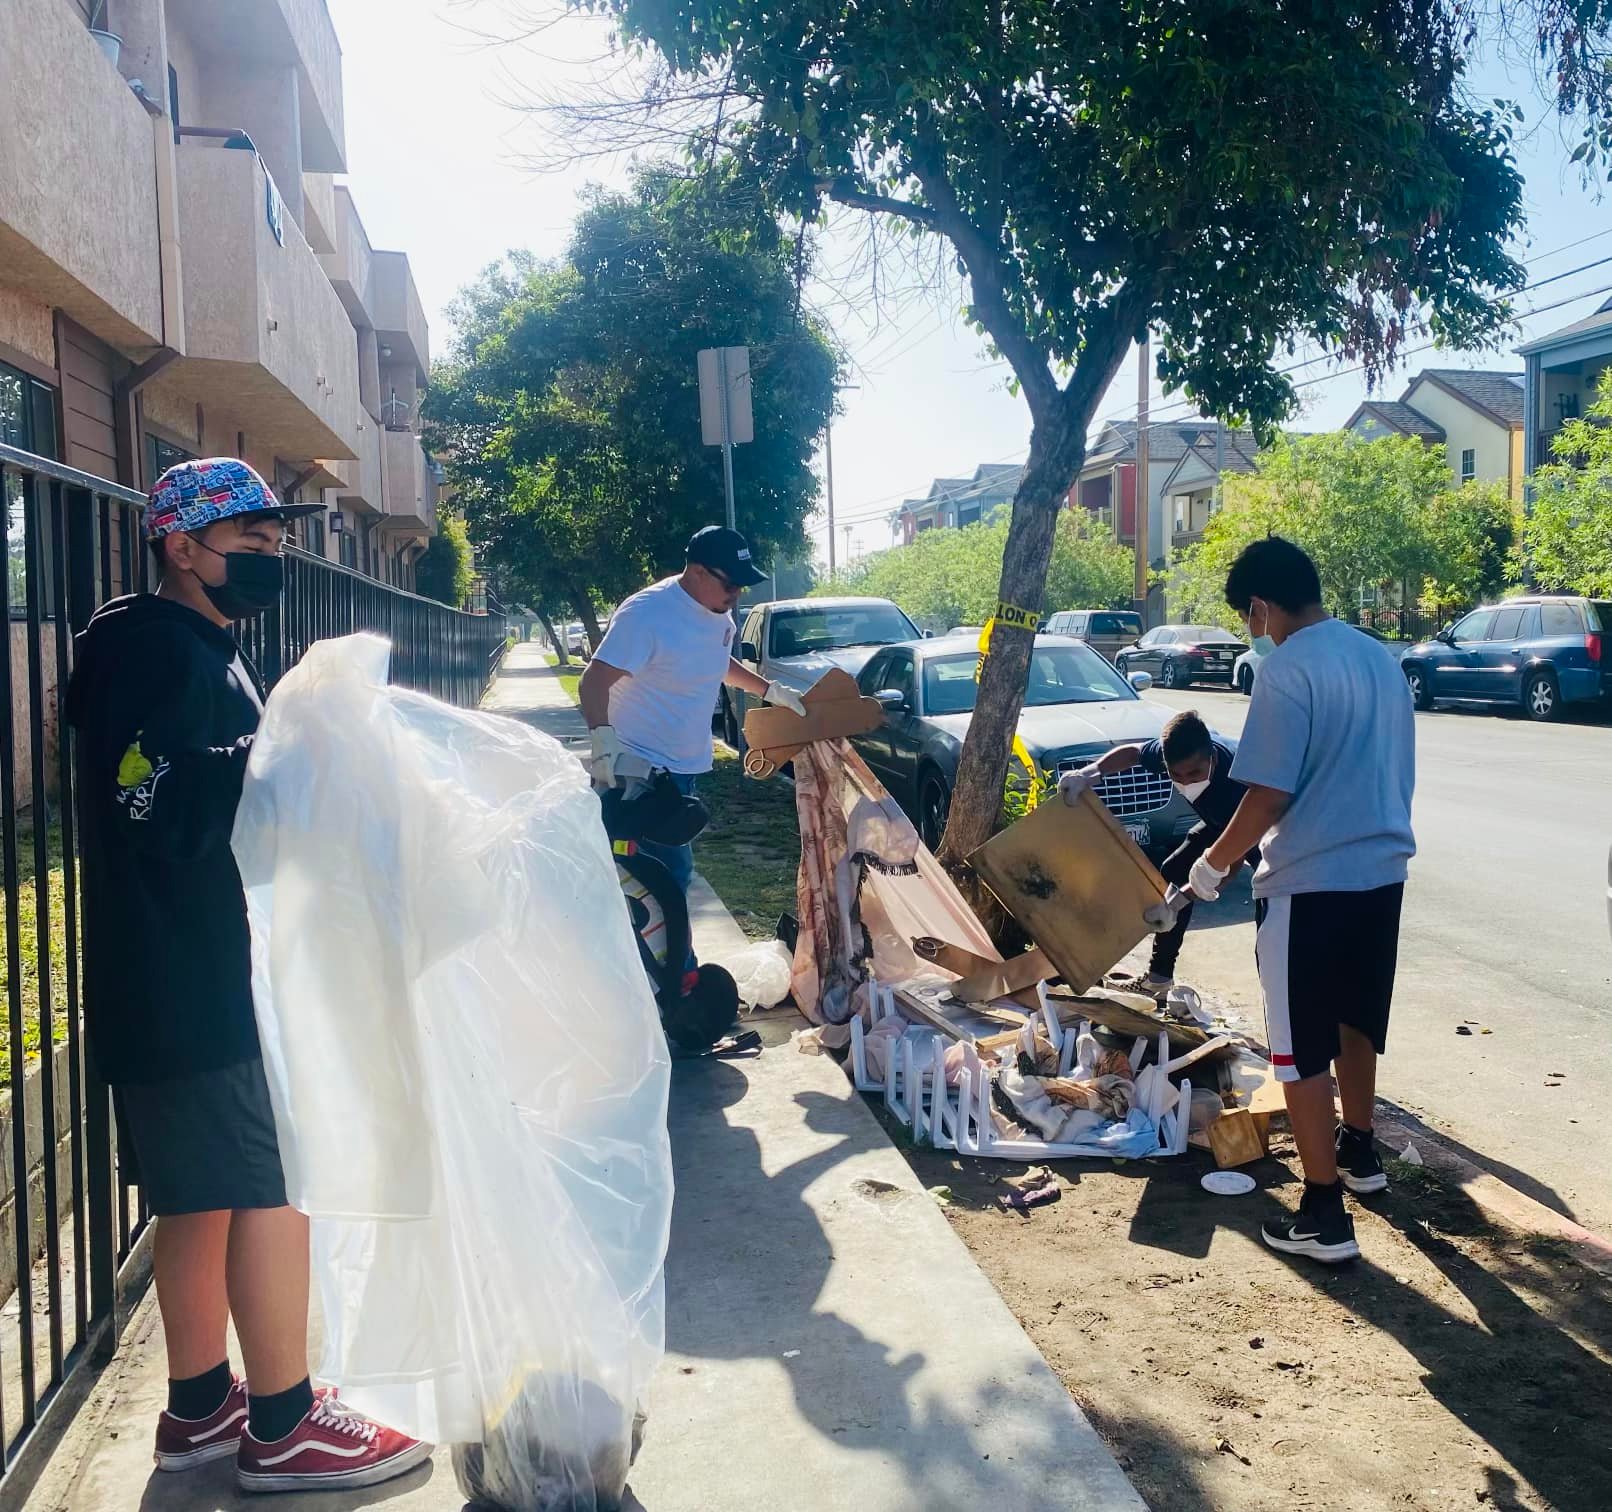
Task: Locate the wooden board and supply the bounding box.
[969,790,1167,994]
[742,668,885,777]
[1207,1108,1267,1169]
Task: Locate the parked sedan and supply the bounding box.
[1117,625,1245,689]
[721,596,922,746]
[1400,596,1611,721]
[851,634,1200,854]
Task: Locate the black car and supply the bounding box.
[1116,625,1246,689]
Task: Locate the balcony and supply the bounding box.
[0,0,164,351]
[320,185,375,326]
[336,416,384,514]
[165,0,345,173]
[371,252,430,382]
[384,430,437,533]
[173,144,359,463]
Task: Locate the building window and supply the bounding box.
[306,514,326,557]
[144,432,192,487]
[2,362,61,615]
[1460,448,1476,485]
[957,504,981,529]
[339,531,357,570]
[1173,497,1187,534]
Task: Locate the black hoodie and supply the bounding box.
[65,595,265,1084]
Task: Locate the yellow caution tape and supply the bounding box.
[975,601,1042,681]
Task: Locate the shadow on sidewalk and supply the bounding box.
[650,1057,1104,1505]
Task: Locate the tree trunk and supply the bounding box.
[570,587,604,660]
[939,409,1089,883]
[537,609,568,666]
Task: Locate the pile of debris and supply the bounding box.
[743,688,1283,1173]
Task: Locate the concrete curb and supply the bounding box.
[1375,1109,1612,1277]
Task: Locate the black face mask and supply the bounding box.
[191,538,284,620]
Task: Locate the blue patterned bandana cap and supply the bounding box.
[145,457,280,541]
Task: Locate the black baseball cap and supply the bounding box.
[686,526,768,587]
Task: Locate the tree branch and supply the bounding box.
[823,180,942,230]
[904,135,1060,426]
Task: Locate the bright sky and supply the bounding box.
[329,0,1612,568]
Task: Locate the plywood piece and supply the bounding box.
[969,790,1167,995]
[742,669,885,777]
[953,947,1054,1006]
[1207,1108,1267,1169]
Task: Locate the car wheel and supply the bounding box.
[1524,668,1561,723]
[1404,665,1434,712]
[721,692,740,748]
[1237,664,1253,696]
[1160,659,1180,689]
[918,772,951,852]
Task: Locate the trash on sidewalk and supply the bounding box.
[1399,1140,1425,1166]
[710,939,795,1009]
[998,1166,1062,1212]
[233,635,672,1511]
[1202,1171,1257,1196]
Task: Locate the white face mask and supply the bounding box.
[1177,776,1211,803]
[1248,600,1277,658]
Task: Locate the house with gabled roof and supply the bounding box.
[1344,368,1525,498]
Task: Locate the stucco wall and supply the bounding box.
[0,288,56,373]
[0,0,163,351]
[1400,380,1513,490]
[371,252,430,378]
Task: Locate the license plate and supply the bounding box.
[1125,821,1151,848]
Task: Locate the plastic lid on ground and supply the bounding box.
[1201,1171,1257,1196]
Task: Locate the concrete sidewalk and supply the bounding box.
[481,641,589,746]
[23,649,1145,1511]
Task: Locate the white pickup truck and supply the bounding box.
[716,596,922,747]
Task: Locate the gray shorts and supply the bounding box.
[114,1060,289,1216]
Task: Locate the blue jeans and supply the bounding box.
[636,772,697,971]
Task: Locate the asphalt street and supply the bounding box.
[1145,683,1612,1235]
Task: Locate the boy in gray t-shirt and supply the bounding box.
[1186,537,1416,1265]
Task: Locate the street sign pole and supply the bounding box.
[718,347,737,532]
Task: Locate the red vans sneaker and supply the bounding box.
[154,1377,249,1470]
[236,1396,431,1493]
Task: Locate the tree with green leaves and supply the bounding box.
[1526,371,1612,596]
[568,0,1599,867]
[819,510,1133,632]
[415,513,476,608]
[1170,433,1518,627]
[426,165,840,631]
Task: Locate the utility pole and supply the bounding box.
[824,383,858,577]
[841,522,853,567]
[1134,332,1150,623]
[825,422,837,576]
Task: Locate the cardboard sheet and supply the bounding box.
[969,790,1167,994]
[742,669,885,778]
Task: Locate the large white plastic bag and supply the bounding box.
[232,635,673,1510]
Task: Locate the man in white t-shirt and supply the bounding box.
[1187,537,1415,1266]
[579,526,805,898]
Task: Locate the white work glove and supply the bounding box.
[1143,886,1190,933]
[1187,852,1230,902]
[1058,763,1104,806]
[588,725,621,789]
[764,680,807,717]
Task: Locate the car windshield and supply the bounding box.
[923,644,1133,714]
[768,604,919,657]
[1176,625,1244,645]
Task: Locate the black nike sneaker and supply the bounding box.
[1336,1122,1389,1195]
[1261,1180,1360,1264]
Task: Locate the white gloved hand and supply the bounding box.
[1142,886,1189,933]
[1058,763,1104,806]
[1187,852,1230,902]
[764,680,807,717]
[588,725,622,789]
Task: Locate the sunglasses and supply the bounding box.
[704,566,742,593]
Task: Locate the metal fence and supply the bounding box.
[0,440,505,1496]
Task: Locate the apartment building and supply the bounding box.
[0,0,439,591]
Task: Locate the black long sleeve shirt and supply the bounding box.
[65,595,265,1085]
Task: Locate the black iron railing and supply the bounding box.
[0,441,505,1497]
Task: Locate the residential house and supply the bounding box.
[0,0,439,592]
[896,462,1024,543]
[1068,419,1258,556]
[1344,368,1525,498]
[1519,298,1612,476]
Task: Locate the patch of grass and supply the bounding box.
[1385,1156,1445,1197]
[542,653,583,706]
[695,747,801,941]
[0,820,73,1084]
